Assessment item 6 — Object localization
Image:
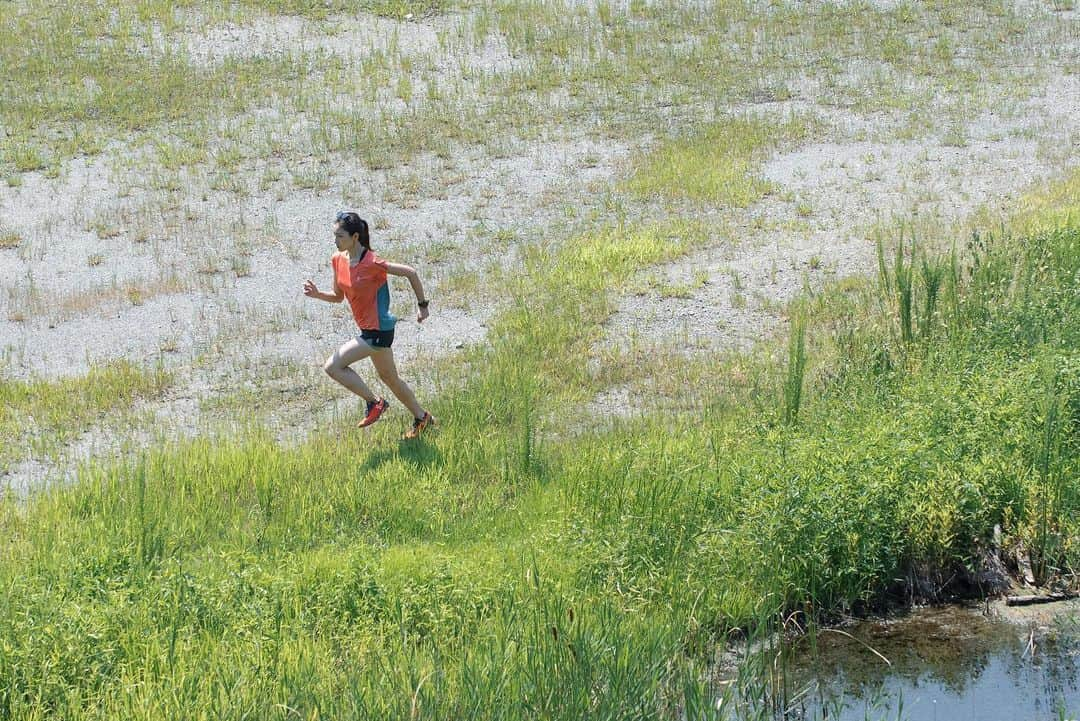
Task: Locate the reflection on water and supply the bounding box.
[786,604,1080,721]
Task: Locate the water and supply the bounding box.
[780,602,1080,721]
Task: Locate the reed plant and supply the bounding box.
[782,309,807,426]
[918,252,945,340]
[894,234,914,345]
[1,218,1077,719]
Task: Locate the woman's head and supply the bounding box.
[334,211,370,251]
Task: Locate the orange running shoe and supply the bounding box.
[357,398,389,428]
[403,412,436,439]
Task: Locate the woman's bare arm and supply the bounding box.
[385,262,429,322]
[303,266,344,303]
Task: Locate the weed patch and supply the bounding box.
[625,115,815,207]
[0,360,172,474]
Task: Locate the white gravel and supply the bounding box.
[2,2,1078,489]
[598,73,1080,362]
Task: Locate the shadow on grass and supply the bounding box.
[359,435,444,473]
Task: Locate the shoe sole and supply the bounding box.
[403,416,436,440]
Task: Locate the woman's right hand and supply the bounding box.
[303,279,319,297]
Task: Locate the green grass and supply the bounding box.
[0,205,1077,718]
[246,0,456,19]
[0,361,172,475]
[624,116,814,207]
[2,0,1079,717]
[1009,167,1080,235]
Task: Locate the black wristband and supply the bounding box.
[418,300,429,308]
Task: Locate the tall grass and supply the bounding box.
[876,230,955,346]
[894,234,914,344]
[1032,360,1067,585]
[0,217,1076,718]
[782,309,807,425]
[918,251,945,340]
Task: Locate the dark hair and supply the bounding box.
[336,211,370,249]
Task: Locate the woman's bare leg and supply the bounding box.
[323,338,379,402]
[369,348,426,419]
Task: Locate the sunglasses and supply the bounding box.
[336,211,369,228]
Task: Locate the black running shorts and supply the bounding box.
[359,328,395,348]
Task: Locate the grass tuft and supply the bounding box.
[625,115,813,208]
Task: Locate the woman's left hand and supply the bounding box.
[417,306,429,323]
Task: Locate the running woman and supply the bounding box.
[303,211,435,439]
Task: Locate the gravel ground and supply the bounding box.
[1,5,1078,490]
[599,73,1080,360]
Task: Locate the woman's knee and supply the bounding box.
[323,355,341,376]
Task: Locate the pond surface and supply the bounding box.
[781,602,1080,721]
